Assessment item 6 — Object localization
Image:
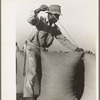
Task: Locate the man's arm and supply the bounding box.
[55,33,77,51]
[27,11,40,26]
[55,26,83,51]
[27,5,48,26]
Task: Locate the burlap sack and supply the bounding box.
[81,53,96,100]
[16,50,96,100]
[16,51,25,93]
[38,51,84,100]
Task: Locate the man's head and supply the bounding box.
[46,5,61,24]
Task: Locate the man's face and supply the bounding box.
[48,13,60,24]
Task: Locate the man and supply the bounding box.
[23,4,83,100]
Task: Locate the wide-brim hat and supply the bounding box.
[46,5,62,15]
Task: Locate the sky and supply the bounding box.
[16,0,98,53]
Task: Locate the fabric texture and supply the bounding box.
[38,50,84,100]
[81,53,96,100]
[16,51,96,100]
[16,51,25,93]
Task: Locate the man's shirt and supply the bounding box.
[27,12,77,51]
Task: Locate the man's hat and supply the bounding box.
[46,5,61,15]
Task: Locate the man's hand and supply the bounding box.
[40,4,49,11]
[75,47,84,52]
[34,4,48,14]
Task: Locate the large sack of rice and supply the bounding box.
[81,53,96,100]
[16,50,25,93]
[38,51,84,100]
[16,50,96,100]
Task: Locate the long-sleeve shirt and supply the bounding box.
[27,12,77,51]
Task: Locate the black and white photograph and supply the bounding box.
[2,0,98,100]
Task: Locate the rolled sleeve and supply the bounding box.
[55,29,77,51]
[27,11,40,26]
